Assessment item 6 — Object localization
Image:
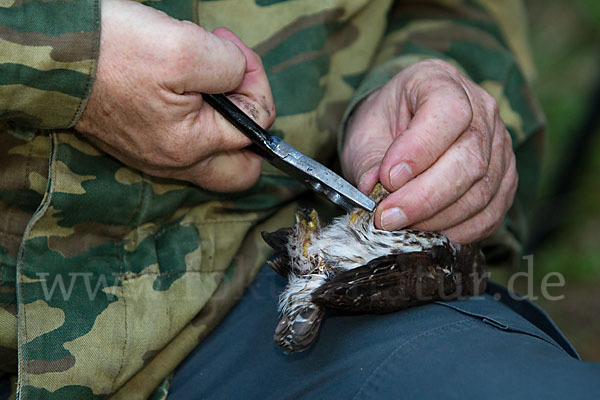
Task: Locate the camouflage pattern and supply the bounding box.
[0,0,100,138]
[0,0,543,398]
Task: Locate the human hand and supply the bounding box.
[342,59,517,244]
[75,0,275,192]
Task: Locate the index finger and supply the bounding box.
[374,124,493,231]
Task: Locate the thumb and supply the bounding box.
[171,24,248,94]
[352,157,381,195]
[341,131,388,195]
[211,27,276,130]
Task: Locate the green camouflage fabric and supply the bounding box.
[0,0,544,398]
[0,0,100,137]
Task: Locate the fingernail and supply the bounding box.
[357,166,378,192]
[389,163,412,190]
[380,208,408,230]
[357,173,370,192]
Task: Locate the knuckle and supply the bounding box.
[179,19,203,32]
[506,168,519,207]
[204,40,246,86]
[416,186,438,217]
[501,152,518,193]
[178,19,205,41]
[411,60,463,90]
[170,22,203,58]
[176,25,246,86]
[490,178,516,227]
[479,222,500,242]
[421,59,461,75]
[471,208,504,242]
[466,117,491,144]
[485,94,500,116]
[504,128,514,149]
[455,100,474,127]
[436,86,474,128]
[511,166,519,189]
[461,145,488,180]
[470,183,493,211]
[233,50,247,78]
[507,154,518,181]
[220,41,247,79]
[209,123,231,150]
[488,203,506,231]
[410,132,439,164]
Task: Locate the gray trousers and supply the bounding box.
[168,266,599,399]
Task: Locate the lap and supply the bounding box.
[168,266,600,400]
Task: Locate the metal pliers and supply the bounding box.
[203,93,376,213]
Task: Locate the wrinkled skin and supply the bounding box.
[77,0,515,244]
[76,0,275,193]
[342,60,517,244]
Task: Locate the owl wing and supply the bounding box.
[311,245,484,313]
[261,228,293,277]
[262,227,292,252]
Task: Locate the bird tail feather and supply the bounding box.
[274,303,324,354]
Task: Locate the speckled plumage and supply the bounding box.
[262,185,487,354]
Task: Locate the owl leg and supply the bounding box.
[275,273,326,354]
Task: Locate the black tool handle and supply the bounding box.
[202,94,375,212]
[202,93,274,156]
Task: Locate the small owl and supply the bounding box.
[262,185,487,354]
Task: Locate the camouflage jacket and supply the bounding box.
[0,0,544,398]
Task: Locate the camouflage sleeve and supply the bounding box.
[342,0,545,265]
[0,0,100,137]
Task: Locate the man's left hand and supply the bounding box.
[342,59,517,244]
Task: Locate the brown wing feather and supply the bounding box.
[274,304,324,354]
[266,255,291,278]
[262,228,294,277]
[261,228,293,253]
[312,245,486,313]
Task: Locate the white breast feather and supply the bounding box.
[280,209,458,314]
[307,212,453,272]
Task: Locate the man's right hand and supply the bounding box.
[75,0,275,192]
